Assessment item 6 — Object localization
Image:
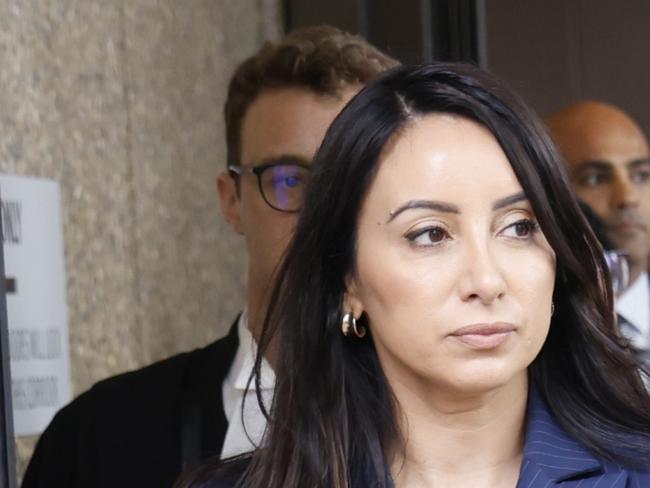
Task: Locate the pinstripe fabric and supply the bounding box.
[516,391,650,487]
[197,391,650,488]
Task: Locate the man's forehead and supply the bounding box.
[564,125,649,168]
[239,86,356,167]
[548,100,650,166]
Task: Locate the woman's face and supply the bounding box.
[346,114,556,398]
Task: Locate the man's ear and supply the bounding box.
[343,274,365,318]
[217,171,244,235]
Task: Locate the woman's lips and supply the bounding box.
[449,322,516,349]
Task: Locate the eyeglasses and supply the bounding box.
[228,163,310,213]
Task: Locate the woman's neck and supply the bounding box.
[390,373,528,488]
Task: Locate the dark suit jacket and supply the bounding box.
[516,391,649,487]
[196,390,650,488]
[22,321,239,488]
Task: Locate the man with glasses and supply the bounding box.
[23,26,396,488]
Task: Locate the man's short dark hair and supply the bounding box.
[224,25,398,167]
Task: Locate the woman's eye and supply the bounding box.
[501,219,538,239]
[406,226,449,246]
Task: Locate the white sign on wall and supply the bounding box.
[0,174,72,436]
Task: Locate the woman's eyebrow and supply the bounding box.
[492,192,527,210]
[387,192,528,223]
[387,200,459,222]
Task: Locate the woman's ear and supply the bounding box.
[343,275,365,318]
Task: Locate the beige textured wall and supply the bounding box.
[0,0,282,478]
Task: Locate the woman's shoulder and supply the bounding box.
[624,465,650,484]
[595,459,650,487]
[191,479,235,488]
[191,478,237,488]
[186,457,249,488]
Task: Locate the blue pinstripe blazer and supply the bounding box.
[516,391,649,488]
[195,391,650,488]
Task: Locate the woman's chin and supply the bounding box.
[432,362,528,397]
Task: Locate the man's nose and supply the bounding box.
[611,173,639,209]
[458,241,507,305]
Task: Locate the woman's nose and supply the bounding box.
[457,241,507,305]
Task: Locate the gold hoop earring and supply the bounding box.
[342,312,366,338]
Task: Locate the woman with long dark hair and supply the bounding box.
[185,63,650,487]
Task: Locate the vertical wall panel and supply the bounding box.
[485,0,650,134]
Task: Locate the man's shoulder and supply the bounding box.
[22,326,241,488]
[49,321,239,426]
[80,329,238,411]
[96,341,214,390]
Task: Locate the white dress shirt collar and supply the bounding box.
[220,309,275,458]
[616,272,650,350]
[229,310,275,392]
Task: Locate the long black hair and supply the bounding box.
[196,63,650,487]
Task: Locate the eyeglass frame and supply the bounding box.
[227,162,310,213]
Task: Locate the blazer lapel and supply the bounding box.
[516,391,628,488]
